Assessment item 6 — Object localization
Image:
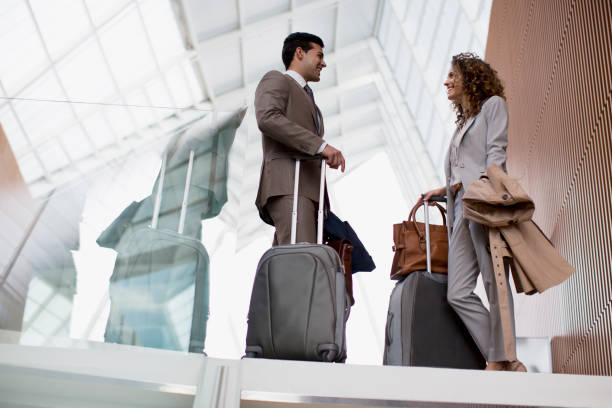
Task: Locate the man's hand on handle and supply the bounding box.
[321,144,345,172]
[418,186,446,205]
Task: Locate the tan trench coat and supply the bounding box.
[463,164,575,295]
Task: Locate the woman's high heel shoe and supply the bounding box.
[505,360,527,372]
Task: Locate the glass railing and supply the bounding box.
[1,107,261,356]
[1,104,418,363]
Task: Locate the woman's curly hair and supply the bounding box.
[451,52,505,126]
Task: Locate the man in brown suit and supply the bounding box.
[255,32,345,245]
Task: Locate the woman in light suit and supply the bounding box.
[421,53,526,372]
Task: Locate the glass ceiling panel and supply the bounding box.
[15,152,45,183]
[243,0,289,26]
[202,37,242,96]
[165,64,194,108]
[243,24,286,83]
[98,5,155,89]
[292,6,335,50]
[378,0,492,178]
[190,0,238,41]
[181,60,204,103]
[144,77,173,111]
[403,0,425,44]
[56,38,115,116]
[38,139,70,173]
[337,0,378,48]
[103,101,136,140]
[139,0,185,64]
[125,89,157,128]
[0,106,28,152]
[59,124,92,161]
[84,0,131,27]
[81,112,116,150]
[29,0,91,60]
[1,0,196,199]
[0,0,47,95]
[15,71,74,146]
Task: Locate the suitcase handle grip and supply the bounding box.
[420,194,446,203]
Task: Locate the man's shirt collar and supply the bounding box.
[285,70,307,88]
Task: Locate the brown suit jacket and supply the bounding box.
[463,164,575,294]
[254,70,326,225]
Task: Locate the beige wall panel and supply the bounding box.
[487,0,612,375]
[0,124,38,331]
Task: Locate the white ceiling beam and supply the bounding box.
[333,2,343,149]
[236,0,247,88]
[175,0,217,106]
[373,0,385,36]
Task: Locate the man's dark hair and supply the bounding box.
[282,32,324,69]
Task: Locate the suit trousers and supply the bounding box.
[267,195,317,245]
[447,189,516,362]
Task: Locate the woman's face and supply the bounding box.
[444,65,464,102]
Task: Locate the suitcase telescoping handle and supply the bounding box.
[291,158,326,245]
[151,150,195,235]
[421,195,446,274]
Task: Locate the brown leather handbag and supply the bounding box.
[390,202,448,279]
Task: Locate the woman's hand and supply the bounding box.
[418,187,446,205]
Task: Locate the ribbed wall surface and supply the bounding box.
[486,0,612,375]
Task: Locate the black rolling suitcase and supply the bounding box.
[383,196,485,369]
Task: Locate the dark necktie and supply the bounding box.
[304,84,321,135]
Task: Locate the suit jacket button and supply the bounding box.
[502,194,509,200]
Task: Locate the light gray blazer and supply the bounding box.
[444,95,508,228]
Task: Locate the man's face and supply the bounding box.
[297,42,326,82]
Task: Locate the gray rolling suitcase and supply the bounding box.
[103,151,210,353]
[383,197,485,369]
[245,159,350,362]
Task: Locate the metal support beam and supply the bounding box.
[175,0,217,106]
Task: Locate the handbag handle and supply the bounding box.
[406,202,447,240]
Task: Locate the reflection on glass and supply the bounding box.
[13,181,88,345]
[97,107,246,353]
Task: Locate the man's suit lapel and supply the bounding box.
[288,78,320,135]
[315,104,324,135]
